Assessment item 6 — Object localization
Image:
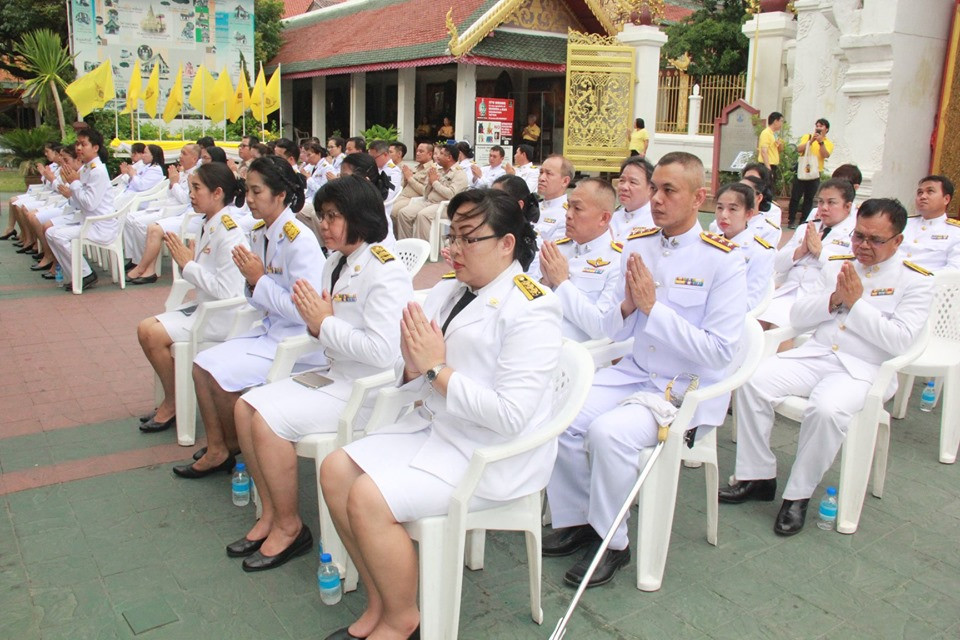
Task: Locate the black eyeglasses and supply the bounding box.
[850,231,900,246]
[443,233,498,249]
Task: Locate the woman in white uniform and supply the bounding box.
[340,152,397,245]
[136,162,249,434]
[713,181,776,311]
[115,143,165,209]
[27,145,81,278]
[173,155,326,479]
[227,176,413,571]
[319,188,563,640]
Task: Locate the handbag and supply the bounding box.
[796,136,819,180]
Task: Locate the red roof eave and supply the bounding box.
[282,55,564,79]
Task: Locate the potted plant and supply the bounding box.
[0,126,59,185]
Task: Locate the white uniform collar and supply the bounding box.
[541,194,566,208]
[662,221,703,249]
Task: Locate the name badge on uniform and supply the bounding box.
[544,217,556,224]
[871,288,894,296]
[266,265,284,275]
[931,234,949,240]
[332,293,357,302]
[582,267,604,274]
[674,276,704,287]
[831,239,850,247]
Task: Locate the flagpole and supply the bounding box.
[202,71,207,137]
[278,63,282,141]
[260,62,265,139]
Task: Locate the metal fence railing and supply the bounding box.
[656,71,745,135]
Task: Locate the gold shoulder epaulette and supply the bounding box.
[370,245,395,263]
[252,220,266,230]
[441,271,457,279]
[283,221,300,242]
[828,254,855,261]
[700,231,735,252]
[562,201,569,209]
[221,214,237,230]
[627,226,660,240]
[555,237,572,245]
[904,260,934,276]
[754,235,773,249]
[513,274,546,300]
[946,217,960,227]
[764,218,781,229]
[611,241,623,253]
[386,160,396,169]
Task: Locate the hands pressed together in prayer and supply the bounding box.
[620,253,657,318]
[400,302,445,382]
[829,261,863,311]
[291,279,333,338]
[538,241,569,289]
[164,232,194,270]
[232,245,264,288]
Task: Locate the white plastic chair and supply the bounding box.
[757,316,931,536]
[363,340,594,640]
[70,195,137,294]
[729,278,777,443]
[889,269,960,463]
[429,201,449,262]
[633,317,765,591]
[392,238,431,276]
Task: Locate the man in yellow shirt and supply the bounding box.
[758,111,784,177]
[628,118,649,157]
[788,118,834,228]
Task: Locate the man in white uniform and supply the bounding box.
[324,137,345,181]
[471,145,507,188]
[901,175,960,271]
[759,178,858,328]
[504,143,539,193]
[46,128,117,292]
[721,198,934,535]
[534,178,623,341]
[535,155,573,242]
[610,156,654,240]
[544,152,746,587]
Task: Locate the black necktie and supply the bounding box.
[441,290,476,335]
[330,255,348,291]
[820,225,831,240]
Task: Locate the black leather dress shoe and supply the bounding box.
[172,455,236,479]
[65,272,98,292]
[140,415,175,433]
[140,412,156,423]
[193,446,207,461]
[32,252,44,261]
[542,524,601,558]
[774,499,809,536]
[718,478,777,504]
[563,544,631,588]
[16,245,34,254]
[41,272,57,280]
[130,274,159,285]
[226,535,267,558]
[242,525,313,572]
[0,230,17,240]
[30,262,52,271]
[323,627,366,640]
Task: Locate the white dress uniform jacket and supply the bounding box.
[515,162,540,193]
[536,195,568,242]
[529,234,624,342]
[734,255,934,499]
[347,261,563,504]
[475,163,506,188]
[759,213,857,326]
[900,214,960,271]
[305,158,333,200]
[193,208,327,391]
[155,210,249,342]
[727,226,776,311]
[610,203,652,242]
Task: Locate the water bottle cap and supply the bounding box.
[320,552,332,562]
[927,381,936,387]
[235,462,246,471]
[826,486,837,496]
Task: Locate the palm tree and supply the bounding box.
[14,29,74,140]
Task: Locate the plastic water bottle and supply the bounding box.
[919,381,937,412]
[817,486,838,531]
[317,552,342,605]
[231,462,250,507]
[54,264,63,285]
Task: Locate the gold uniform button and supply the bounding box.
[832,344,839,352]
[839,324,846,331]
[650,372,658,379]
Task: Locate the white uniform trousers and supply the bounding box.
[45,224,92,280]
[547,377,661,551]
[734,353,871,500]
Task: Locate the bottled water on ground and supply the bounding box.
[817,486,838,531]
[919,381,936,412]
[318,552,342,605]
[54,265,63,285]
[231,462,250,507]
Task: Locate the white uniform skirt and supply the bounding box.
[241,375,371,442]
[37,205,67,224]
[193,336,314,392]
[757,289,798,327]
[344,430,503,523]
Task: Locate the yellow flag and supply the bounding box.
[162,64,184,124]
[120,64,142,115]
[207,67,232,123]
[142,63,160,118]
[248,66,267,121]
[188,65,216,115]
[66,59,114,117]
[263,68,281,117]
[228,72,250,123]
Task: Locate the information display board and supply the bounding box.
[69,0,254,114]
[475,97,514,163]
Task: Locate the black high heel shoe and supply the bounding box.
[0,230,17,240]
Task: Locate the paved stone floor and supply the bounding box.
[0,196,958,639]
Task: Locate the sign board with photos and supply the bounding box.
[475,97,515,165]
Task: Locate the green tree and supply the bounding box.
[661,0,749,76]
[255,0,285,66]
[14,29,74,140]
[0,0,67,79]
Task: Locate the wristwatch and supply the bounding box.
[425,363,447,383]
